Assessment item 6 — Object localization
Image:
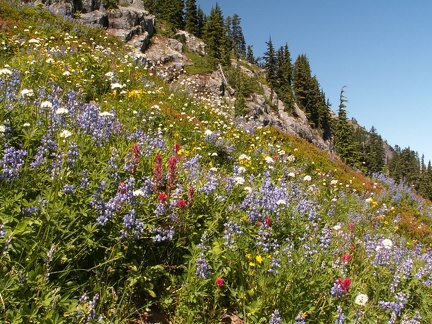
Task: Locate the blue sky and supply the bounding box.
[197,0,432,164]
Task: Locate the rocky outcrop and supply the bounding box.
[174,31,206,56]
[79,10,109,28]
[105,6,155,49]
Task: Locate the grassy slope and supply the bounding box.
[0,1,432,323]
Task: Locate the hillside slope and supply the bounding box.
[1,1,432,323]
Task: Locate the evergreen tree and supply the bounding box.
[388,147,420,188]
[203,3,231,66]
[159,0,184,32]
[293,54,312,109]
[226,14,246,58]
[246,45,255,64]
[196,6,206,38]
[184,0,198,36]
[276,44,292,86]
[142,0,157,13]
[363,126,385,173]
[274,44,294,112]
[263,37,278,92]
[333,87,357,166]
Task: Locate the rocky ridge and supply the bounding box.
[41,0,396,157]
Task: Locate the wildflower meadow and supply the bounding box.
[0,1,432,323]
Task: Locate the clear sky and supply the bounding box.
[197,0,432,164]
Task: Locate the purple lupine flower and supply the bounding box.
[198,171,219,194]
[119,209,145,240]
[378,292,409,317]
[182,154,202,183]
[256,223,272,253]
[335,305,345,324]
[80,170,89,189]
[23,205,41,216]
[63,184,75,194]
[269,309,282,324]
[1,146,27,182]
[195,256,211,279]
[223,221,243,250]
[319,224,331,250]
[268,251,281,274]
[151,226,174,242]
[66,142,79,167]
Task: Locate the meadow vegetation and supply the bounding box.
[0,1,432,323]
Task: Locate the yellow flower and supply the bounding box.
[245,253,251,259]
[249,262,256,267]
[255,255,263,264]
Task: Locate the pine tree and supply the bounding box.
[333,87,357,166]
[246,45,255,64]
[196,6,206,38]
[203,3,231,66]
[226,14,246,58]
[274,44,294,111]
[363,126,385,173]
[143,0,157,13]
[263,37,278,92]
[293,54,312,109]
[184,0,198,36]
[159,0,184,32]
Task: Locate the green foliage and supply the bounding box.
[333,87,359,166]
[184,0,199,36]
[203,3,231,67]
[103,0,119,10]
[226,14,246,59]
[184,50,214,74]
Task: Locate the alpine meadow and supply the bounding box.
[0,1,432,323]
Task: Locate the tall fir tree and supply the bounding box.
[158,0,184,32]
[263,37,278,95]
[196,6,206,38]
[246,45,255,64]
[142,0,157,13]
[363,126,385,173]
[293,54,312,109]
[333,87,358,166]
[275,44,294,111]
[203,3,231,66]
[184,0,198,36]
[226,14,246,58]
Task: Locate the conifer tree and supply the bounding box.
[184,0,198,36]
[363,126,385,173]
[293,54,312,109]
[333,87,357,166]
[274,44,294,111]
[158,0,184,32]
[246,45,255,64]
[226,14,246,58]
[143,0,157,13]
[196,6,206,38]
[263,37,278,91]
[203,4,231,66]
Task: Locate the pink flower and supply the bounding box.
[158,192,168,202]
[177,199,187,209]
[264,217,272,227]
[215,278,224,287]
[337,278,352,294]
[341,254,351,263]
